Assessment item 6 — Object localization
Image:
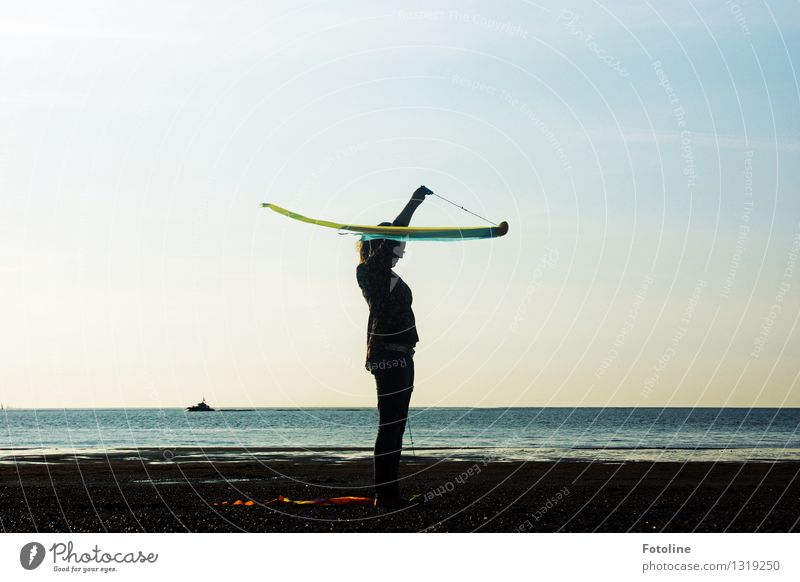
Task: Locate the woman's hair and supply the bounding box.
[358,222,394,264]
[357,238,373,264]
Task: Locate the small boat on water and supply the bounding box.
[186,398,215,412]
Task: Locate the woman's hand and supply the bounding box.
[411,185,433,202]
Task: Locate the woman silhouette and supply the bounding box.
[356,185,431,509]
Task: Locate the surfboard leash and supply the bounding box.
[407,412,416,460]
[430,192,498,226]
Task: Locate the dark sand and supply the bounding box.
[1,448,797,532]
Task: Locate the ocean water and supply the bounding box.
[1,407,798,462]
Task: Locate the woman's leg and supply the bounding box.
[372,353,414,500]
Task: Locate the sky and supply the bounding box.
[1,0,798,408]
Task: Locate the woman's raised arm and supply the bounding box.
[392,185,432,226]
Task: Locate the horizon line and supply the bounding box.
[2,405,798,410]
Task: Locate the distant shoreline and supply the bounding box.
[3,406,799,410]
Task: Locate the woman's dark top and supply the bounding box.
[356,238,419,364]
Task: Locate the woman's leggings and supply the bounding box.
[369,351,414,499]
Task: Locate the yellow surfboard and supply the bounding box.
[261,203,508,241]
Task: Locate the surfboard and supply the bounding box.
[261,202,508,241]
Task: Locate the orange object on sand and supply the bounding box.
[212,495,374,507]
[267,495,374,506]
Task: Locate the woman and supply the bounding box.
[356,185,431,509]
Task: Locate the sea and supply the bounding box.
[1,407,799,463]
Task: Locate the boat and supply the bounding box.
[186,398,215,412]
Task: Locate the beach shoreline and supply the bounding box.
[1,449,797,532]
[3,445,798,465]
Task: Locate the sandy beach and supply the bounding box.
[1,448,797,532]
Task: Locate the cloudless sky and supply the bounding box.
[1,0,798,408]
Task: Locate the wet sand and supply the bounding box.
[1,448,797,532]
